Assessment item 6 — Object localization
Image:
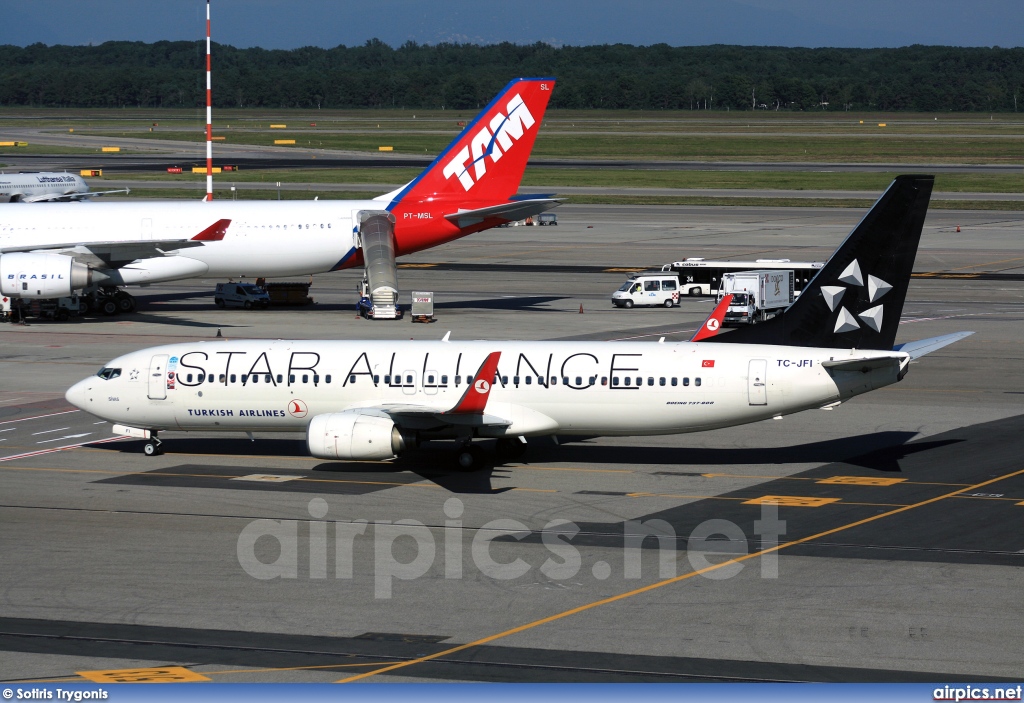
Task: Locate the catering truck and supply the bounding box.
[718,269,793,324]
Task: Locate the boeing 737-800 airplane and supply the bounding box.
[0,78,557,312]
[66,176,971,469]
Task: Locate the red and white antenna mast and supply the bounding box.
[204,0,213,201]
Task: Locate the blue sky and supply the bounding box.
[1,0,1021,49]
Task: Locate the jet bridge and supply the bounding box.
[356,210,401,320]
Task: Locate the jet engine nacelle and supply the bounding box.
[307,410,406,461]
[0,252,92,298]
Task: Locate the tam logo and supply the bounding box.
[442,93,536,191]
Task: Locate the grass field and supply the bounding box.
[102,168,1024,193]
[75,126,1024,163]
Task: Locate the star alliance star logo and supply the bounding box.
[129,369,140,381]
[824,259,892,334]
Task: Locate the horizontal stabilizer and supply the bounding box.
[444,198,560,229]
[893,331,974,360]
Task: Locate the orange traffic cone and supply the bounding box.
[579,303,584,314]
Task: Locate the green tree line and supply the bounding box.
[1,40,1023,112]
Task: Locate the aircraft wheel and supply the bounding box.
[115,291,135,313]
[100,299,118,316]
[455,445,485,472]
[143,441,162,457]
[623,300,633,309]
[495,437,527,462]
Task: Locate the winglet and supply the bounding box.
[442,331,451,342]
[692,295,732,341]
[192,218,232,241]
[448,352,501,414]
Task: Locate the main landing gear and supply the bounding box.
[455,437,528,471]
[143,434,163,456]
[90,287,137,317]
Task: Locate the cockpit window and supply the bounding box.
[97,367,121,380]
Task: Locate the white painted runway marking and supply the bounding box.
[37,433,92,444]
[32,427,70,436]
[0,428,15,433]
[0,409,79,426]
[0,435,127,462]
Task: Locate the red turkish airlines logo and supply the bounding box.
[705,318,720,331]
[702,360,715,368]
[287,399,308,418]
[474,379,491,394]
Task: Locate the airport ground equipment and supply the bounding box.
[214,282,271,309]
[264,281,313,306]
[718,270,794,324]
[356,210,401,320]
[410,291,435,323]
[611,271,681,308]
[663,258,822,297]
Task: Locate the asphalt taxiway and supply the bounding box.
[0,203,1022,683]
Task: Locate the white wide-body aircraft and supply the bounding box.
[66,176,972,469]
[0,172,128,203]
[0,78,558,312]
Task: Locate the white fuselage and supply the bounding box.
[0,200,377,281]
[0,173,88,203]
[66,339,909,439]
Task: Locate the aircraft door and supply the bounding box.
[401,370,417,396]
[148,354,169,400]
[747,359,767,405]
[423,369,439,395]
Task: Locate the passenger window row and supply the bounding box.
[179,372,702,389]
[182,373,332,385]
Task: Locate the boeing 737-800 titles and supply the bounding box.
[0,78,557,311]
[66,176,972,469]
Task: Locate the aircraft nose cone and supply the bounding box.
[65,379,90,410]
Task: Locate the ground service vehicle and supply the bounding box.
[612,271,681,308]
[67,176,972,470]
[663,258,822,296]
[214,283,270,309]
[718,270,794,324]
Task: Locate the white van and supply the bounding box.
[611,272,680,308]
[214,282,271,309]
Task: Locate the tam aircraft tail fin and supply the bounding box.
[383,78,555,211]
[708,175,934,350]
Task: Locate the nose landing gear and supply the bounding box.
[143,434,163,456]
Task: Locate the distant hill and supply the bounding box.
[1,40,1022,111]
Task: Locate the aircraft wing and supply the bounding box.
[21,188,130,203]
[0,219,230,267]
[444,198,561,229]
[350,352,511,429]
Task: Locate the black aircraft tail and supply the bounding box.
[709,174,934,350]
